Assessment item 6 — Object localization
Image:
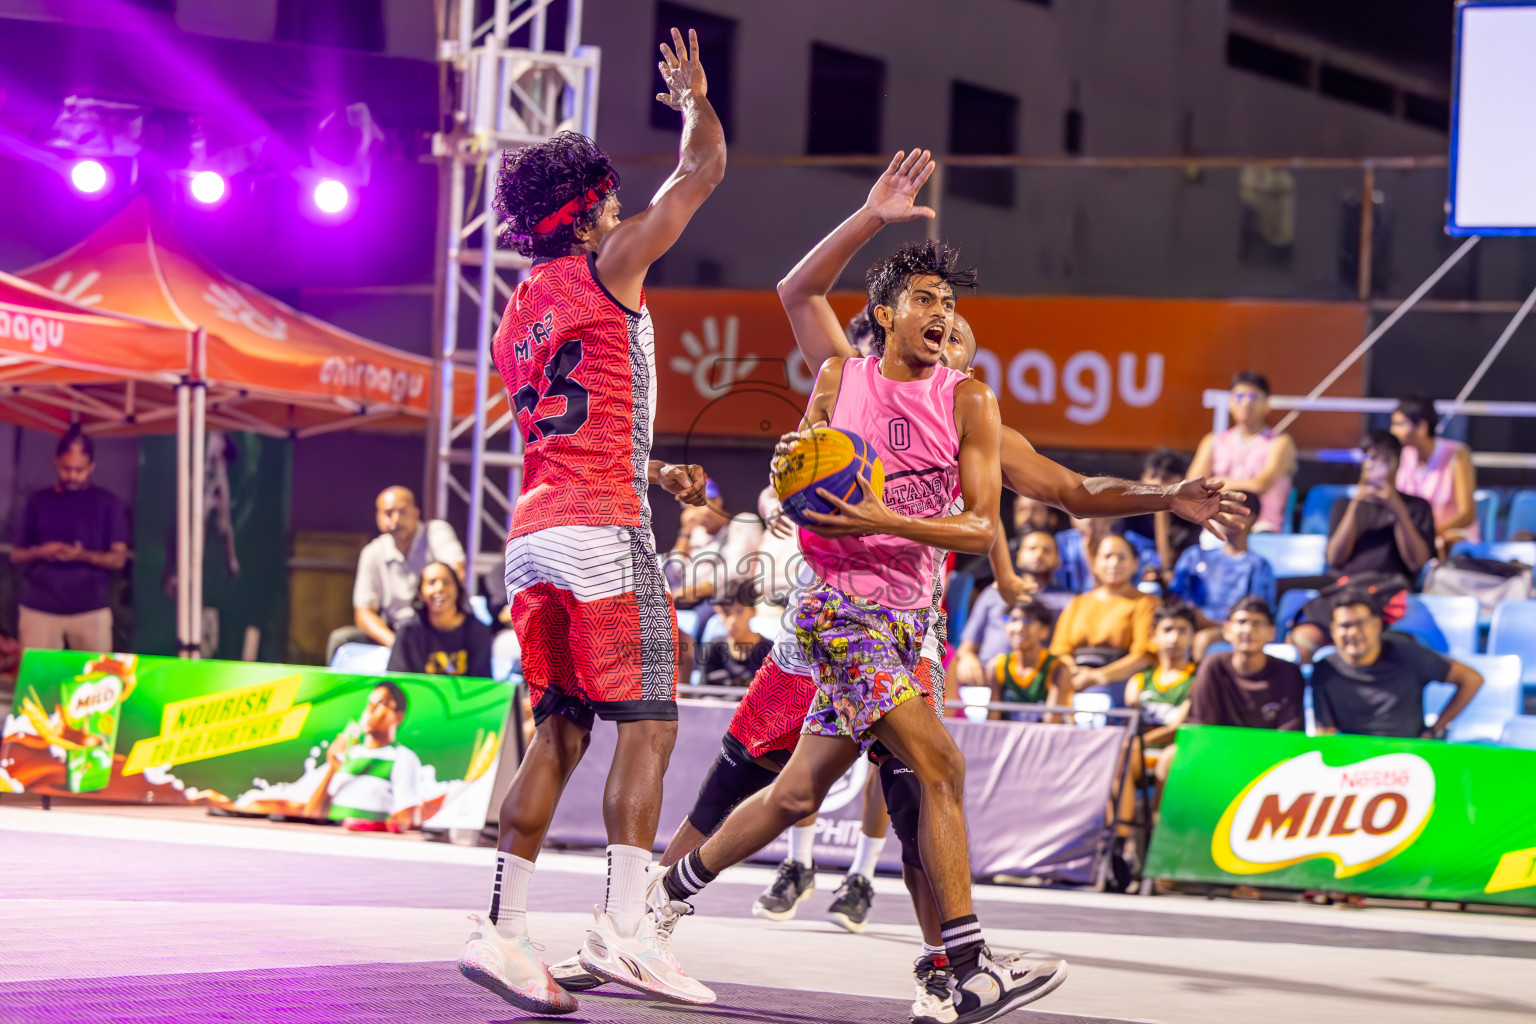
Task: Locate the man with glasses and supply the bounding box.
[1186,595,1305,733]
[1188,372,1297,533]
[1313,591,1483,738]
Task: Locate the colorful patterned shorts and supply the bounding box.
[795,586,927,752]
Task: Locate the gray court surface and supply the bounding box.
[3,804,1533,1024]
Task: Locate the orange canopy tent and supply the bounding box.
[16,197,486,439]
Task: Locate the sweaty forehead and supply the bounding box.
[902,275,954,302]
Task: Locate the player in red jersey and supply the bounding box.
[455,28,724,1015]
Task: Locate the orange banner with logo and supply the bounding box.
[645,290,1367,453]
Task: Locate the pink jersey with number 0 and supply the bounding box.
[799,356,966,610]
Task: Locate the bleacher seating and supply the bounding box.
[1248,533,1327,578]
[1275,588,1317,629]
[329,642,390,674]
[1506,489,1536,540]
[1422,653,1522,744]
[1487,600,1536,679]
[1263,643,1300,663]
[1498,716,1536,750]
[946,571,976,641]
[1474,488,1499,543]
[1299,484,1356,535]
[1404,594,1480,657]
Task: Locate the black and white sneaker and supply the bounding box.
[825,873,874,933]
[915,948,1067,1024]
[751,860,816,921]
[910,952,955,1022]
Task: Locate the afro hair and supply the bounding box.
[495,131,621,259]
[863,240,978,355]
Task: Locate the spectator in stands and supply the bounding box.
[12,426,129,653]
[327,486,466,663]
[1117,600,1200,873]
[952,493,1066,593]
[952,531,1069,687]
[1188,372,1297,532]
[1055,517,1157,594]
[1052,535,1158,697]
[1187,595,1306,731]
[1313,592,1483,738]
[1288,431,1435,662]
[1125,448,1201,578]
[1168,491,1275,657]
[986,598,1071,720]
[1391,395,1478,550]
[751,485,804,604]
[387,562,493,677]
[665,480,763,607]
[696,580,772,687]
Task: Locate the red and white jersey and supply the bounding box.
[492,253,657,538]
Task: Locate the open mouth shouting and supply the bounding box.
[922,321,946,352]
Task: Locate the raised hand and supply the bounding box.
[1170,477,1252,540]
[656,27,708,111]
[863,149,937,224]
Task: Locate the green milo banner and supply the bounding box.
[0,651,514,832]
[1147,726,1536,906]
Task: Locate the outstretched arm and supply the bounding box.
[595,28,726,310]
[777,149,937,366]
[999,426,1249,536]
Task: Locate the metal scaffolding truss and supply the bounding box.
[428,0,599,585]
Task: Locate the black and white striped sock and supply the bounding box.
[941,914,984,976]
[663,849,718,902]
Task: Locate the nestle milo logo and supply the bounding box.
[1213,750,1434,878]
[65,676,124,722]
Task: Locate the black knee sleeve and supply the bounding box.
[686,732,780,836]
[879,755,924,869]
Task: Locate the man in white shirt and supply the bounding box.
[326,486,467,663]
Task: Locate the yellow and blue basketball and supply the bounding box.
[771,427,885,528]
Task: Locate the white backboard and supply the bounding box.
[1449,1,1536,235]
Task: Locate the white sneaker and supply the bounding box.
[547,952,605,992]
[456,914,577,1015]
[920,948,1067,1024]
[577,887,715,1005]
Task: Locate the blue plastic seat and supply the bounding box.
[1423,653,1522,744]
[1409,593,1480,657]
[1204,640,1234,657]
[1506,490,1536,540]
[946,571,976,642]
[1473,489,1499,543]
[1491,541,1536,567]
[1488,601,1536,683]
[1499,716,1536,750]
[1299,484,1357,536]
[1275,588,1317,629]
[330,641,390,675]
[1247,534,1328,578]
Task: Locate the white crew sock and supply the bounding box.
[605,844,653,938]
[488,851,534,939]
[922,942,946,959]
[849,831,887,879]
[789,822,816,867]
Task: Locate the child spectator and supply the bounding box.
[696,581,771,687]
[953,530,1070,687]
[986,598,1071,721]
[1168,491,1275,657]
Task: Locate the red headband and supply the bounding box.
[532,177,614,235]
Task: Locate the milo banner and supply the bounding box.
[1147,726,1536,906]
[0,651,514,833]
[545,701,1125,884]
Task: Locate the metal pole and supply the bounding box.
[1440,281,1536,433]
[436,162,466,521]
[1273,235,1481,436]
[190,384,206,659]
[175,382,191,658]
[1357,164,1376,303]
[926,160,945,243]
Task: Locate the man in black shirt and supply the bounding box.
[1187,595,1305,731]
[12,427,129,652]
[1290,430,1436,660]
[1313,592,1483,738]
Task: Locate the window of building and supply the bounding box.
[276,0,384,51]
[1403,92,1449,133]
[1062,108,1083,156]
[1226,33,1312,88]
[652,2,735,141]
[805,44,884,155]
[1319,63,1395,114]
[948,81,1018,207]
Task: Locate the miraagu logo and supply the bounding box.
[65,676,124,723]
[1213,750,1434,878]
[669,316,757,397]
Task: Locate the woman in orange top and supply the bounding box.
[1049,534,1158,694]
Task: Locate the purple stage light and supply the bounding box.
[314,178,349,214]
[70,159,109,195]
[190,171,226,205]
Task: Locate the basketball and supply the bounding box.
[771,427,885,528]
